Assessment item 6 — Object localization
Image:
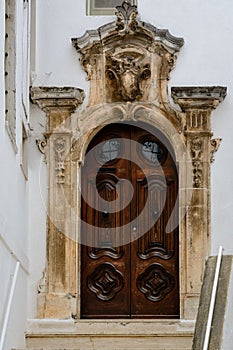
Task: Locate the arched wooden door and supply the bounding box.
[81,123,179,318]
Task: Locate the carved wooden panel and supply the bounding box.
[84,174,125,259]
[136,176,175,260]
[136,264,175,302]
[87,263,124,301]
[87,246,123,260]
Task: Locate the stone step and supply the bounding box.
[26,319,194,350]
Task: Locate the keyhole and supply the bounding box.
[103,211,109,219]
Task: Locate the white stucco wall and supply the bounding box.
[0,0,29,348]
[27,104,47,318]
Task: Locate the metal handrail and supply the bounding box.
[203,246,223,350]
[0,261,20,350]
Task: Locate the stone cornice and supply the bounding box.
[72,22,184,55]
[30,86,85,112]
[140,23,184,51]
[171,86,227,110]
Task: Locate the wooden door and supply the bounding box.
[81,123,179,318]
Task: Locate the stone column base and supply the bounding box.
[37,293,77,319]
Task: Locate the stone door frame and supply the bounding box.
[30,1,226,321]
[31,88,226,320]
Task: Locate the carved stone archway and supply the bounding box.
[29,1,226,348]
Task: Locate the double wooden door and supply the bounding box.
[81,123,179,318]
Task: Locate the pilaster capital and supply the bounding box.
[30,86,85,113]
[171,86,227,111]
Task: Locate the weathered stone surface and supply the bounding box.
[171,86,227,109]
[72,2,184,109]
[30,86,85,111]
[26,319,194,350]
[31,87,84,319]
[192,255,233,350]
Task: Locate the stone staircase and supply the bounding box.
[26,319,194,350]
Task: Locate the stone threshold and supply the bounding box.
[26,318,195,336]
[26,319,195,350]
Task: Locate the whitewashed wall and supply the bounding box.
[27,104,47,319]
[0,0,29,349]
[29,0,233,319]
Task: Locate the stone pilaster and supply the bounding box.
[171,86,226,318]
[30,86,85,318]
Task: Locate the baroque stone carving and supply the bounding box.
[79,54,97,81]
[210,138,222,163]
[186,110,209,130]
[137,264,175,302]
[87,263,124,301]
[36,138,47,154]
[191,136,203,188]
[115,1,138,34]
[106,53,151,101]
[72,1,184,106]
[53,137,66,184]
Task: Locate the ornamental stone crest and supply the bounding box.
[115,1,138,34]
[72,1,184,106]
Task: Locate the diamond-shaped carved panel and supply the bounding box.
[87,263,124,301]
[137,264,175,302]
